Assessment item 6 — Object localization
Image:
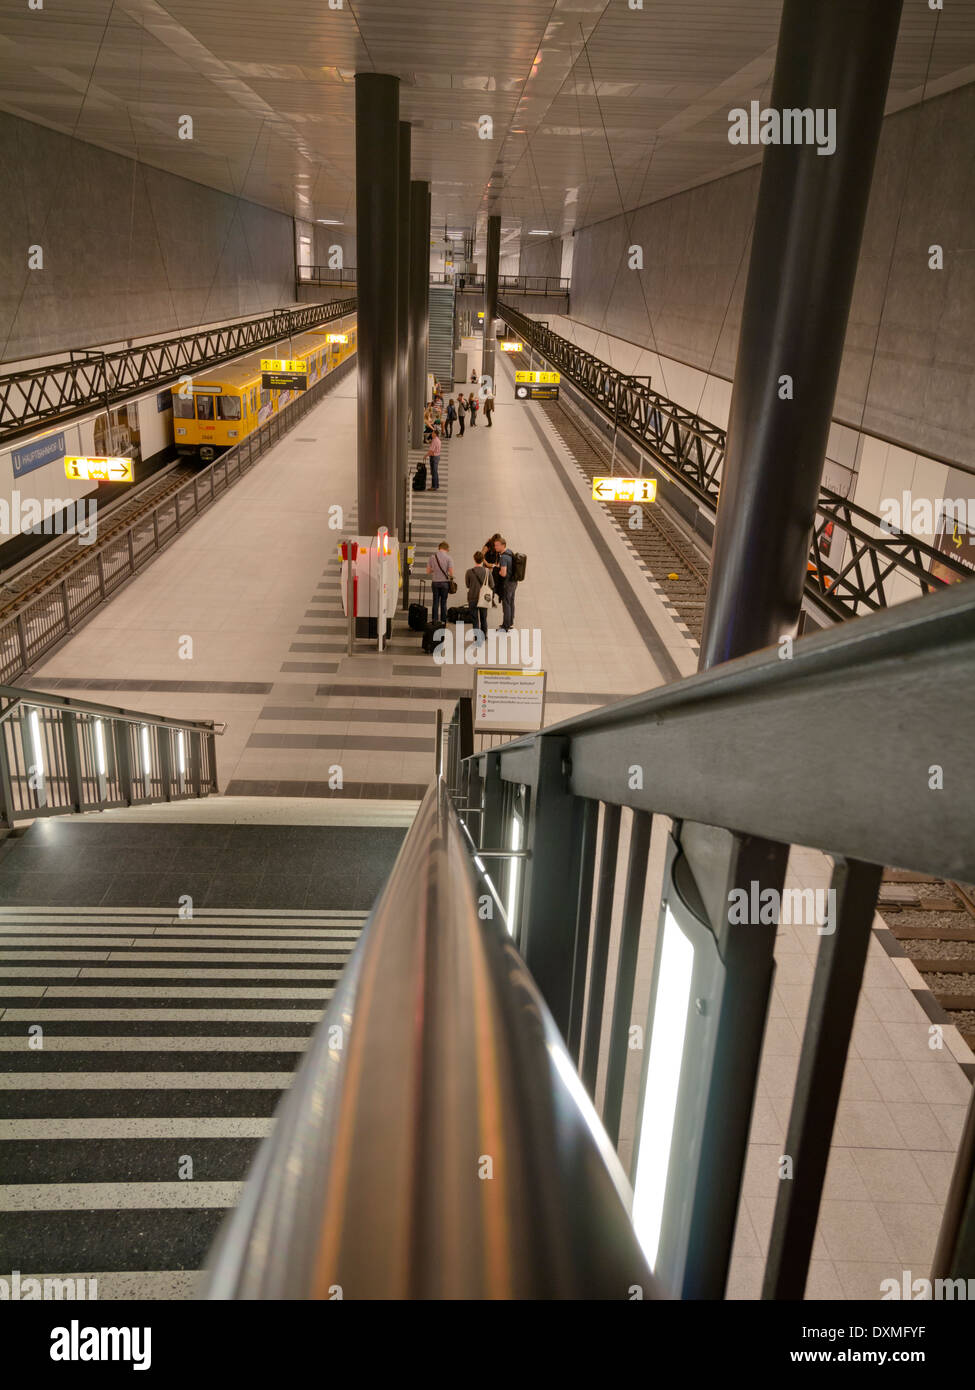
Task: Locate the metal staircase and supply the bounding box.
[427,284,456,386]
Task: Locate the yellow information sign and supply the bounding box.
[500,341,522,352]
[592,476,657,503]
[515,370,560,384]
[325,333,348,344]
[64,456,133,482]
[260,358,307,373]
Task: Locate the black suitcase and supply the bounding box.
[412,462,427,492]
[446,605,473,624]
[421,621,441,655]
[408,581,428,632]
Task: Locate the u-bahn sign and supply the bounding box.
[592,476,657,503]
[261,358,308,391]
[514,369,560,402]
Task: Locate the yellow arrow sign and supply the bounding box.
[954,525,962,548]
[65,456,133,482]
[515,370,560,384]
[260,358,307,372]
[592,476,657,503]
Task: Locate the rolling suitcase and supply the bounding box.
[412,462,427,492]
[408,580,428,632]
[421,621,440,655]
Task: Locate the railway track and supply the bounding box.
[539,396,711,641]
[0,462,197,619]
[879,870,975,1054]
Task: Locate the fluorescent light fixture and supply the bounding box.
[28,709,44,778]
[94,720,107,777]
[631,904,695,1269]
[505,813,522,935]
[316,218,344,225]
[140,724,151,775]
[177,730,186,778]
[528,229,553,235]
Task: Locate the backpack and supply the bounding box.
[513,552,527,582]
[412,462,427,492]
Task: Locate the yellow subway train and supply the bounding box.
[171,316,357,461]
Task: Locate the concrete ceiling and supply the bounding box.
[1,0,974,258]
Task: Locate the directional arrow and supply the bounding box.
[953,525,962,548]
[594,481,616,499]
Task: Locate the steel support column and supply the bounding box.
[665,0,903,1302]
[409,180,430,447]
[481,214,501,394]
[354,73,400,536]
[395,122,412,538]
[699,0,904,665]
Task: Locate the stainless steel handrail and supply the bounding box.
[204,780,657,1300]
[0,684,216,732]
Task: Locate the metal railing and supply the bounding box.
[205,778,658,1299]
[296,266,358,287]
[0,684,217,826]
[451,273,571,296]
[0,299,357,446]
[442,576,975,1299]
[499,303,972,618]
[206,572,975,1299]
[0,352,357,685]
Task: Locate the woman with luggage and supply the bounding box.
[467,391,479,427]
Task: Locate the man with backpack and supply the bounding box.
[495,535,518,632]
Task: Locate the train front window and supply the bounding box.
[217,396,241,421]
[196,395,214,421]
[173,395,194,419]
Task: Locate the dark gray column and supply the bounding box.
[663,0,904,1302]
[481,214,501,393]
[699,0,903,670]
[395,122,411,538]
[354,72,399,536]
[408,180,430,447]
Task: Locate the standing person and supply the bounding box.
[427,425,442,490]
[445,397,457,438]
[468,392,478,428]
[483,388,495,427]
[466,550,490,641]
[470,369,477,384]
[456,393,467,437]
[495,535,518,632]
[426,541,454,628]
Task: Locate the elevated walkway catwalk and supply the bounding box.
[0,339,969,1300]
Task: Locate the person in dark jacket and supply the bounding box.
[467,392,479,427]
[495,535,517,631]
[483,390,495,427]
[445,397,457,438]
[466,550,490,640]
[456,394,467,437]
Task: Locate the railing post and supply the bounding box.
[61,711,85,813]
[96,551,107,599]
[116,722,134,806]
[0,729,15,828]
[762,857,884,1299]
[157,726,173,802]
[518,735,588,1040]
[479,749,504,853]
[60,580,71,633]
[127,529,136,571]
[16,614,28,671]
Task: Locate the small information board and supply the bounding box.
[514,370,560,402]
[261,358,308,392]
[500,341,522,352]
[473,668,546,735]
[592,476,657,503]
[64,456,133,482]
[326,333,348,344]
